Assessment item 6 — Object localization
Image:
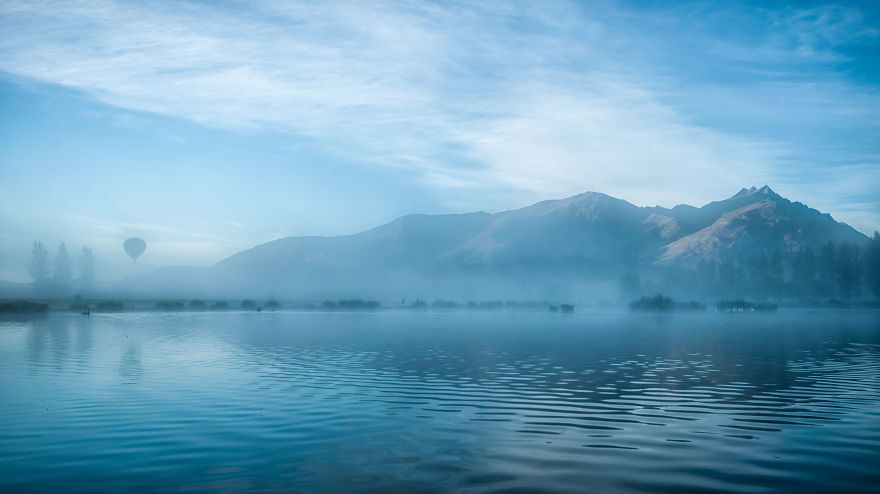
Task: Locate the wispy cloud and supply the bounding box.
[0,0,877,228]
[64,213,229,242]
[774,4,879,61]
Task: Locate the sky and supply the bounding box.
[1,0,879,282]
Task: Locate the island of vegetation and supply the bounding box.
[629,294,706,312]
[716,299,778,312]
[628,294,783,312]
[0,299,50,314]
[322,299,381,310]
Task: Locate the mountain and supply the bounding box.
[124,186,869,301]
[655,186,867,266]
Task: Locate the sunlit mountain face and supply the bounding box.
[118,186,868,302]
[2,2,880,494]
[1,1,879,284]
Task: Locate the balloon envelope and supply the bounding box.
[123,237,147,262]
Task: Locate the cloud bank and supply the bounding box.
[0,0,878,226]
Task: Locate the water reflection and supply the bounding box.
[119,347,143,383]
[0,310,878,493]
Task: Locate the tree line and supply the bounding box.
[690,233,880,301]
[27,241,96,293]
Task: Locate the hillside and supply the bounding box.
[116,186,868,301]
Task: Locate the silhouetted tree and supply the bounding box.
[629,294,674,311]
[28,241,51,288]
[867,232,880,300]
[818,241,837,298]
[717,259,743,298]
[695,260,718,296]
[768,249,785,297]
[748,252,769,299]
[0,300,49,314]
[835,241,861,300]
[157,301,184,310]
[790,247,817,299]
[53,242,73,293]
[79,247,95,285]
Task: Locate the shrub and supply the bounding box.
[716,299,776,312]
[0,300,50,313]
[156,300,184,310]
[321,299,380,310]
[630,294,675,311]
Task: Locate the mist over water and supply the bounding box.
[1,310,878,493]
[3,1,880,493]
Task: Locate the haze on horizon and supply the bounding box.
[1,0,879,282]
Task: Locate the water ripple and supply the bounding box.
[1,310,879,493]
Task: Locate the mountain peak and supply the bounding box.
[733,185,779,199]
[123,186,868,299]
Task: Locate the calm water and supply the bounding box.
[1,310,879,493]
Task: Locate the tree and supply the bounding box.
[790,247,817,299]
[768,249,785,298]
[748,252,769,299]
[695,260,717,297]
[54,242,73,291]
[28,241,50,287]
[79,247,95,285]
[867,232,880,299]
[835,241,861,300]
[818,241,837,298]
[717,259,744,298]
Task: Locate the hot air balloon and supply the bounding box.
[123,237,147,263]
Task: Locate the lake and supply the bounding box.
[1,310,879,493]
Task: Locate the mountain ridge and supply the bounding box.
[117,186,869,300]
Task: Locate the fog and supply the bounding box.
[3,3,880,494]
[5,188,879,309]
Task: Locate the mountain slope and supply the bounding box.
[125,186,869,300]
[656,186,868,266]
[440,192,661,270]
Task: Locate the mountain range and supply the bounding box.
[125,186,868,302]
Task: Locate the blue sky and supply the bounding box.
[1,0,879,281]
